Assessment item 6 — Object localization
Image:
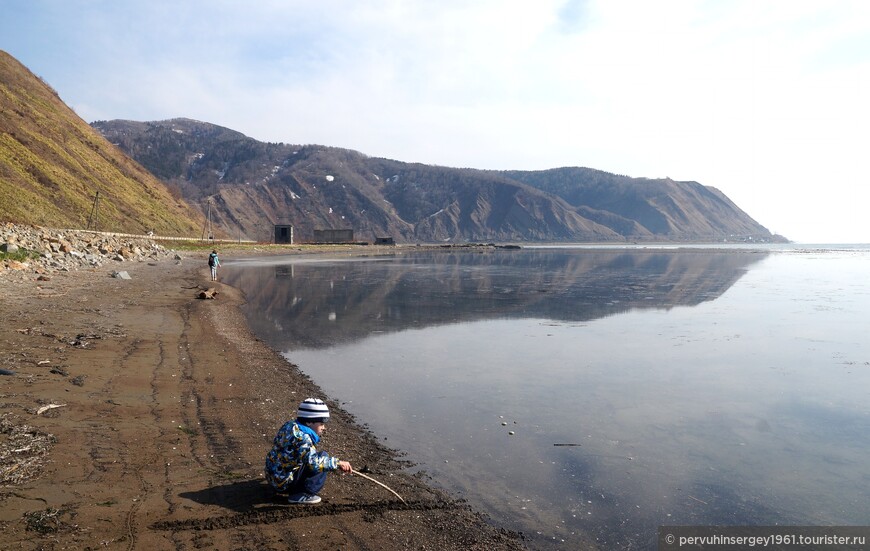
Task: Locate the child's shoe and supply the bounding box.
[287,493,322,504]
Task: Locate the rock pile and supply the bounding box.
[0,223,179,278]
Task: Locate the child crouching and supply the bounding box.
[264,398,352,504]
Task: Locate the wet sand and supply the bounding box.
[0,251,526,550]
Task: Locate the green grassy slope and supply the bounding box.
[0,50,204,236]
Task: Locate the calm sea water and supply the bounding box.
[222,246,870,550]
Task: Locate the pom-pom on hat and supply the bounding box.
[297,398,330,423]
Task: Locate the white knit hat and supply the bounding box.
[297,398,330,422]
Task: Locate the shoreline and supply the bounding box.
[0,250,526,550]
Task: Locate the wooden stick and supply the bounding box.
[36,403,66,415]
[352,470,406,503]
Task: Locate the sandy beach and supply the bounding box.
[0,249,526,550]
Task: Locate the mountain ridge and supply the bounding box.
[93,117,784,244]
[0,48,782,244]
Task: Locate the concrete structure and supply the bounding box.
[313,229,354,243]
[274,224,294,244]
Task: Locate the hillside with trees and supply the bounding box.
[93,118,784,244]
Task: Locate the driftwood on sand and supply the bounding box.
[197,288,218,300]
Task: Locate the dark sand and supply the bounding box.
[0,251,527,550]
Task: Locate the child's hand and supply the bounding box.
[337,460,353,473]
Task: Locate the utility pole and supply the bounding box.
[86,191,101,231]
[201,197,213,241]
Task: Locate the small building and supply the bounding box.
[274,224,294,244]
[374,237,395,245]
[313,229,354,243]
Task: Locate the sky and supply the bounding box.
[2,1,869,243]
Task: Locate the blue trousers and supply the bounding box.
[286,452,329,495]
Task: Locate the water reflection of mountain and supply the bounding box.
[225,249,767,350]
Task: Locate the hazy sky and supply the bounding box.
[3,1,868,242]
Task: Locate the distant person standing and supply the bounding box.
[208,250,220,281]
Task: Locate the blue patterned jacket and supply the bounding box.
[264,421,340,491]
